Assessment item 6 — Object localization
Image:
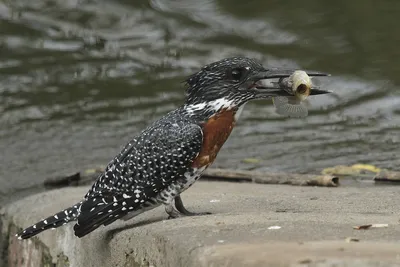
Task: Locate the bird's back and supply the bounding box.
[74,108,205,237]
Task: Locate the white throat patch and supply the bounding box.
[208,98,235,111]
[185,97,235,114]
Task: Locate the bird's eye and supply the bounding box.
[230,68,245,82]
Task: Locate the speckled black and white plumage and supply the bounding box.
[18,108,207,239]
[17,57,325,239]
[75,110,206,237]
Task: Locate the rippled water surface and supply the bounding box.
[1,0,400,197]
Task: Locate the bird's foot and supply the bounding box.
[180,210,211,216]
[165,204,185,219]
[169,195,211,218]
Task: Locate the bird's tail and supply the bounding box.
[16,201,83,239]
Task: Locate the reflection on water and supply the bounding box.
[1,0,400,196]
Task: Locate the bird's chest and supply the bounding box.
[192,109,236,168]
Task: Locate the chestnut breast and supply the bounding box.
[192,109,236,168]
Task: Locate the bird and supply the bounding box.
[16,57,330,239]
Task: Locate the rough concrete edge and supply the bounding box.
[3,218,200,267]
[0,212,70,267]
[107,221,204,267]
[0,187,203,267]
[0,214,7,267]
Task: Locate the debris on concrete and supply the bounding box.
[322,164,380,177]
[374,170,400,183]
[345,237,360,242]
[241,158,261,164]
[353,224,389,230]
[202,168,339,187]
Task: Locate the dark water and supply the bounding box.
[1,0,400,197]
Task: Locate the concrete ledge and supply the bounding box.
[1,182,400,266]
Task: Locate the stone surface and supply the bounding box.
[1,182,400,266]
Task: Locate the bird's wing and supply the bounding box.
[74,119,203,237]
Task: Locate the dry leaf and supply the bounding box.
[353,224,372,230]
[345,237,360,242]
[353,224,389,230]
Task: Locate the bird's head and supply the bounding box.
[184,57,329,115]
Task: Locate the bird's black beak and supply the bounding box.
[252,68,331,96]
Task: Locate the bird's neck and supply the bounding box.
[186,98,245,169]
[177,98,247,169]
[182,97,243,122]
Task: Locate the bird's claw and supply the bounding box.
[172,195,211,217]
[165,197,211,219]
[166,209,211,219]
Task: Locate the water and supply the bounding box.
[1,0,400,198]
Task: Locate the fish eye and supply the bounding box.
[296,84,308,94]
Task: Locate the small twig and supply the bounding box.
[374,170,400,183]
[43,172,81,189]
[202,168,339,187]
[43,167,340,189]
